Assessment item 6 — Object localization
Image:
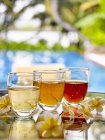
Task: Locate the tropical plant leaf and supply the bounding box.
[100,0,105,13]
[75,12,105,28]
[82,24,105,46]
[80,0,99,11]
[61,7,76,23]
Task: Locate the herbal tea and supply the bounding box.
[8,86,39,114]
[33,81,64,106]
[64,80,88,103]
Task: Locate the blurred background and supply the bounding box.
[0,0,105,92]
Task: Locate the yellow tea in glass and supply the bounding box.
[7,72,41,118]
[33,70,65,111]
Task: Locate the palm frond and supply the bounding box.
[75,12,105,28]
[80,0,99,11]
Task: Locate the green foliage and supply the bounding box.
[100,0,105,13]
[74,0,105,46]
[75,13,105,28]
[75,12,105,45]
[59,0,81,24]
[0,40,84,53]
[0,40,47,51]
[57,0,105,46]
[82,23,105,46]
[1,0,105,47]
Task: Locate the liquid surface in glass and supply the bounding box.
[8,86,39,113]
[33,81,64,106]
[64,80,88,103]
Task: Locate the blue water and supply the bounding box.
[0,51,105,92]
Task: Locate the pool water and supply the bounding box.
[0,51,105,92]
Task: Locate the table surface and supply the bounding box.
[0,90,105,140]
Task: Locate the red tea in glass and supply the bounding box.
[64,80,88,103]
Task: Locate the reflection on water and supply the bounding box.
[9,118,38,140]
[0,51,105,92]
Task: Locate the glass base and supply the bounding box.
[13,110,33,118]
[39,103,60,111]
[63,98,80,108]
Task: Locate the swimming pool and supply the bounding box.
[0,51,105,92]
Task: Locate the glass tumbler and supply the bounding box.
[7,72,41,118]
[60,67,89,106]
[33,70,65,111]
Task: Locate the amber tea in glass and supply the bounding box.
[33,70,65,111]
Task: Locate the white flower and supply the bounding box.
[88,97,105,112]
[78,105,93,120]
[36,111,63,138]
[0,94,11,114]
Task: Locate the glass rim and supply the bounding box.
[7,72,41,76]
[60,67,89,71]
[33,69,65,74]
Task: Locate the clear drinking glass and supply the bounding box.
[61,67,89,106]
[7,72,41,118]
[33,70,65,111]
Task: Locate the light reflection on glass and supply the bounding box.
[9,118,39,140]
